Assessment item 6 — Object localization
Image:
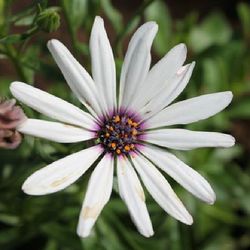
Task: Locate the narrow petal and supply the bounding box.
[47,39,102,118]
[117,157,153,237]
[132,153,193,225]
[138,62,195,120]
[90,16,116,114]
[17,119,94,143]
[119,22,158,108]
[130,44,188,111]
[142,145,216,204]
[77,154,114,237]
[10,82,96,130]
[147,91,233,128]
[145,129,235,150]
[22,145,102,195]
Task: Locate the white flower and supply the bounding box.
[10,16,235,238]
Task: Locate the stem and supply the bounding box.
[5,44,29,83]
[61,1,80,58]
[178,222,196,250]
[114,0,156,57]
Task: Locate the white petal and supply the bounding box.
[139,62,195,120]
[130,44,188,111]
[17,119,94,143]
[22,145,102,195]
[10,81,96,130]
[77,154,114,237]
[142,145,216,204]
[132,153,193,224]
[119,22,158,108]
[117,157,153,237]
[145,129,235,150]
[47,39,102,118]
[147,91,233,128]
[90,16,116,114]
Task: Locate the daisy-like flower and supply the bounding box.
[10,16,235,237]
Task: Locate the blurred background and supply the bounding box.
[0,0,250,249]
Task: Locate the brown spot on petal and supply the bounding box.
[82,204,101,219]
[136,185,145,202]
[51,176,70,187]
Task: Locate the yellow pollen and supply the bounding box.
[105,132,110,138]
[116,149,121,154]
[127,119,133,125]
[109,126,114,131]
[131,129,137,136]
[114,115,120,123]
[132,122,138,127]
[124,145,130,151]
[111,142,116,148]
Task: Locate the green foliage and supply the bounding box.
[0,0,250,250]
[36,7,61,33]
[144,0,172,54]
[188,12,232,53]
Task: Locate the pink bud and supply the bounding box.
[0,99,26,130]
[0,99,26,149]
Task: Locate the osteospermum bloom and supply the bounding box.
[10,16,235,237]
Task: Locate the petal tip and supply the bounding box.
[207,198,216,205]
[178,43,187,52]
[145,21,158,29]
[140,228,154,238]
[225,91,233,103]
[184,214,193,225]
[10,81,25,91]
[229,135,236,146]
[77,221,94,238]
[205,191,216,205]
[94,16,104,24]
[47,39,61,50]
[21,183,34,195]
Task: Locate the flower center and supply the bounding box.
[97,113,143,155]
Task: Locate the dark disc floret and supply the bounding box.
[97,113,143,155]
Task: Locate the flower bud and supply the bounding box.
[36,8,60,33]
[0,99,26,149]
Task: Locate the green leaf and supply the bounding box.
[145,0,172,55]
[188,12,232,53]
[0,213,20,226]
[228,98,250,119]
[14,14,36,26]
[0,34,23,44]
[202,57,228,92]
[101,0,123,33]
[20,45,41,83]
[61,0,88,31]
[237,2,250,40]
[0,0,5,29]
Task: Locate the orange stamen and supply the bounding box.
[132,122,138,127]
[131,129,137,136]
[111,142,116,148]
[105,132,110,138]
[127,119,133,125]
[109,126,114,131]
[124,145,130,151]
[116,149,121,154]
[114,115,120,123]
